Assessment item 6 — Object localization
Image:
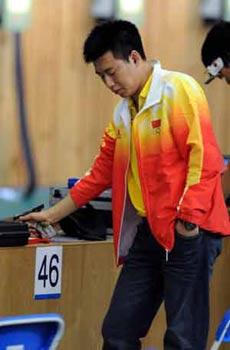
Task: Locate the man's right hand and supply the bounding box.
[20,194,77,225]
[19,210,51,224]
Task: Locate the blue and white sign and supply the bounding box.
[34,246,63,300]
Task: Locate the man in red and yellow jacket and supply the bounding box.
[21,20,230,350]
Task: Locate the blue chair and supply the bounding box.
[210,309,230,350]
[0,313,64,350]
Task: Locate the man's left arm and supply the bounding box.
[170,76,225,223]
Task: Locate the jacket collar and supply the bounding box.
[114,60,166,128]
[143,60,164,110]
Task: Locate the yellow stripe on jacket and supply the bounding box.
[127,73,153,216]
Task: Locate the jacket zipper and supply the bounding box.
[165,249,169,262]
[177,185,189,212]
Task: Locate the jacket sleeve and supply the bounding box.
[168,75,225,220]
[70,122,116,207]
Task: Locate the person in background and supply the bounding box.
[201,21,230,208]
[201,21,230,84]
[20,20,230,350]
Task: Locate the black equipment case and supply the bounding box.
[0,221,29,247]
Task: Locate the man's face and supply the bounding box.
[219,67,230,85]
[205,57,230,85]
[94,51,143,98]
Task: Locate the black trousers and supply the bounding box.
[102,219,222,350]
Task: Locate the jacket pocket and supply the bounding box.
[175,228,201,240]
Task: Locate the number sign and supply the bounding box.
[34,246,63,300]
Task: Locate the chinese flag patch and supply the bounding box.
[151,119,161,128]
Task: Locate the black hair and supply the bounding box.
[201,21,230,67]
[83,20,146,63]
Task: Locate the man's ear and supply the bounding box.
[129,50,141,65]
